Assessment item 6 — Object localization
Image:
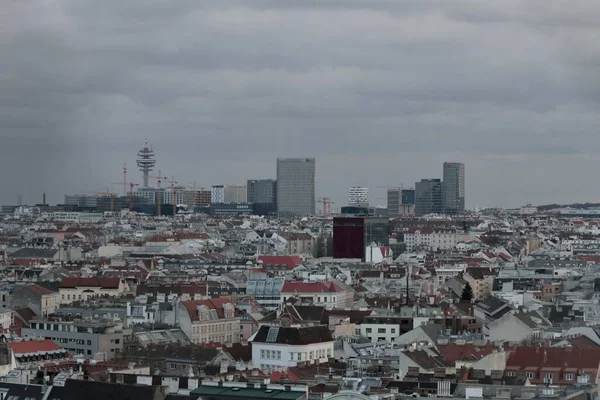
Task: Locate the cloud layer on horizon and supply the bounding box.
[2,0,600,208]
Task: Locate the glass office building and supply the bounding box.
[276,158,315,217]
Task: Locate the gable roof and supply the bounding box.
[181,297,233,322]
[513,311,552,329]
[506,346,600,370]
[437,343,501,364]
[60,277,121,289]
[9,339,63,356]
[281,281,345,294]
[9,248,58,259]
[257,255,302,270]
[252,325,333,345]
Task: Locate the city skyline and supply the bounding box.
[3,1,600,209]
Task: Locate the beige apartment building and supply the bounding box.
[463,267,497,301]
[59,277,128,304]
[177,297,240,345]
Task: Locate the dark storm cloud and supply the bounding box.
[2,0,600,207]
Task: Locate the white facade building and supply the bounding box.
[359,316,405,343]
[211,185,225,204]
[251,325,334,371]
[50,212,104,223]
[348,187,369,207]
[280,281,354,310]
[0,308,12,331]
[403,228,470,252]
[520,204,538,215]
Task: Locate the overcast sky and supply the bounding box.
[2,0,600,209]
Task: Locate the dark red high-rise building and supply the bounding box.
[333,217,390,260]
[333,217,365,259]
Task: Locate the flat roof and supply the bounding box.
[191,386,305,400]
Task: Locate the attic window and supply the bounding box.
[266,327,280,343]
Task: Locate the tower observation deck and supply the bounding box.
[136,139,156,188]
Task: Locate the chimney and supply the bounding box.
[43,193,46,206]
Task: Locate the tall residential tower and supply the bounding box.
[348,187,369,207]
[276,158,316,217]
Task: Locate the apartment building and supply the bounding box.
[403,228,470,252]
[59,277,128,304]
[280,281,354,310]
[464,267,497,301]
[251,324,334,371]
[177,297,240,345]
[272,232,316,257]
[10,284,59,317]
[21,317,125,359]
[359,316,413,343]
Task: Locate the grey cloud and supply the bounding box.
[2,0,600,208]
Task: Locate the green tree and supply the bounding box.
[461,282,474,302]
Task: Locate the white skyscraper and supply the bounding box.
[348,186,369,207]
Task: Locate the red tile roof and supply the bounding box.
[564,335,600,349]
[9,340,63,355]
[282,281,344,294]
[257,256,302,270]
[181,297,233,321]
[60,277,121,289]
[437,343,500,364]
[506,346,600,370]
[27,284,55,296]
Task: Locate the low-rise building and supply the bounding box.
[360,315,413,343]
[0,308,12,332]
[245,277,285,310]
[403,228,470,252]
[463,267,497,301]
[59,278,128,304]
[10,284,59,317]
[21,317,125,359]
[177,297,240,345]
[9,339,68,368]
[280,281,354,310]
[251,324,334,371]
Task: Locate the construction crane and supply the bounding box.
[167,176,178,217]
[128,183,140,210]
[316,197,335,216]
[377,184,403,189]
[91,188,116,213]
[149,170,169,217]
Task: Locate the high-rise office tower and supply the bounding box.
[401,189,415,205]
[247,179,277,216]
[415,179,443,216]
[224,185,247,203]
[348,187,369,207]
[442,162,465,215]
[387,188,400,217]
[276,158,316,217]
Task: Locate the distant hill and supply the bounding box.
[537,202,600,211]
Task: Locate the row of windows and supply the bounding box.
[192,323,236,334]
[365,327,396,334]
[192,334,236,345]
[508,371,575,381]
[261,350,281,360]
